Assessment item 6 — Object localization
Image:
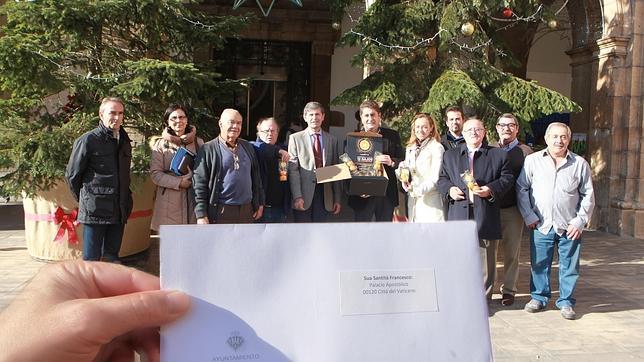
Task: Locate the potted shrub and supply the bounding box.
[0,0,248,260]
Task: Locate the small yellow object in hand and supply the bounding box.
[461,170,479,191]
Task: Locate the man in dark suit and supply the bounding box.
[437,117,514,299]
[287,102,342,222]
[251,117,291,223]
[348,100,404,221]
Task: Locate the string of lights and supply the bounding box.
[176,14,223,31]
[449,39,493,53]
[554,0,570,15]
[345,3,552,56]
[164,4,250,31]
[32,50,122,81]
[347,28,446,51]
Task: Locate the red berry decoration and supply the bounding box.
[502,7,513,18]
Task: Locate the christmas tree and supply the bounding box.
[0,0,249,196]
[329,0,579,139]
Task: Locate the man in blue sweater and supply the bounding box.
[192,109,265,224]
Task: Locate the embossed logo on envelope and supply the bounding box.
[226,331,244,351]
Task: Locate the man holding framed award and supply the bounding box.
[347,100,404,222]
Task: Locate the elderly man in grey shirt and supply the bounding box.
[516,122,595,320]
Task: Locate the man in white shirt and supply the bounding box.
[517,122,595,320]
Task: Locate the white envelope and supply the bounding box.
[160,221,492,361]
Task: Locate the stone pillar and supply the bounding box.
[311,40,336,109]
[568,47,603,226]
[624,0,644,239]
[568,34,642,237]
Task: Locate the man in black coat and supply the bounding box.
[66,97,133,262]
[348,100,404,221]
[437,117,514,298]
[251,117,291,223]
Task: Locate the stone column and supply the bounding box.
[628,0,644,239]
[568,35,642,237]
[311,40,336,109]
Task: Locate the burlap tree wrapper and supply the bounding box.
[22,176,154,261]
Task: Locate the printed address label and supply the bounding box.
[339,269,439,316]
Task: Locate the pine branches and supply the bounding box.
[331,0,579,135]
[0,0,249,196]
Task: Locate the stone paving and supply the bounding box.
[488,230,644,361]
[1,228,643,361]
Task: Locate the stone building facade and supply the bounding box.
[204,0,642,238]
[565,0,643,238]
[1,0,640,237]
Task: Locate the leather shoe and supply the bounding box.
[501,293,514,306]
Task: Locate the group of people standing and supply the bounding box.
[65,96,594,320]
[426,106,594,320]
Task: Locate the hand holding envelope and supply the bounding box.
[161,221,492,362]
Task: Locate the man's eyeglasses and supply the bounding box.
[233,153,240,170]
[259,129,277,134]
[464,128,484,134]
[496,123,517,129]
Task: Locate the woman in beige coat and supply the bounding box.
[398,113,445,222]
[150,104,204,232]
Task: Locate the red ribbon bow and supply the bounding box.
[53,207,79,244]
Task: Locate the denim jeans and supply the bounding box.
[82,223,126,262]
[258,206,286,223]
[530,227,581,308]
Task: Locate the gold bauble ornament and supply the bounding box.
[547,19,558,29]
[461,21,475,36]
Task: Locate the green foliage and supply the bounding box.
[333,61,430,108]
[0,0,249,196]
[490,76,582,124]
[325,0,356,21]
[0,98,90,196]
[422,70,487,120]
[330,0,580,137]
